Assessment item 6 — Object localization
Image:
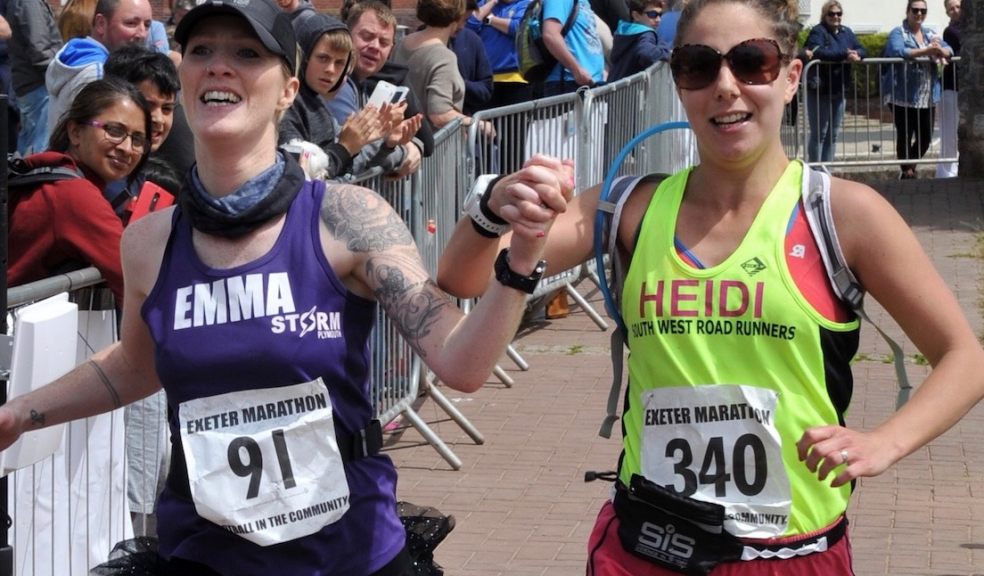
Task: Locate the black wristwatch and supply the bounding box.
[494,248,546,294]
[484,14,493,24]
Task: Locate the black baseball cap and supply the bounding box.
[174,0,299,75]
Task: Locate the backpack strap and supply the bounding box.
[559,0,579,37]
[802,167,912,408]
[596,173,666,439]
[593,120,688,439]
[7,156,86,190]
[597,173,665,332]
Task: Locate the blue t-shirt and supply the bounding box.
[656,10,680,46]
[465,0,532,74]
[543,0,604,83]
[147,20,170,54]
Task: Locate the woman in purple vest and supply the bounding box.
[0,0,573,574]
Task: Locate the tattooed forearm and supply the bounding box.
[29,409,45,427]
[321,184,414,252]
[367,259,450,356]
[88,360,122,409]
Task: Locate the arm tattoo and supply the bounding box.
[366,258,450,357]
[320,184,414,252]
[323,184,452,355]
[88,359,122,409]
[29,409,45,427]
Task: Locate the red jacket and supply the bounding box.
[7,151,125,303]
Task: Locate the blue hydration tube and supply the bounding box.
[593,120,690,333]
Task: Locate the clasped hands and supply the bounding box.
[488,155,574,239]
[484,155,574,271]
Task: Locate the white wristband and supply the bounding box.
[463,174,510,237]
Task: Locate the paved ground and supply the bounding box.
[387,175,984,576]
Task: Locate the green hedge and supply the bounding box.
[797,29,888,57]
[854,33,888,98]
[857,32,889,58]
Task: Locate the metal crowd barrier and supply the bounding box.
[4,279,130,576]
[464,64,691,186]
[797,57,960,171]
[414,120,467,277]
[464,63,698,368]
[465,90,597,378]
[352,123,484,471]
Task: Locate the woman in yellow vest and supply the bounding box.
[437,0,984,573]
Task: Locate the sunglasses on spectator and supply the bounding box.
[644,10,663,18]
[84,120,147,151]
[909,7,927,14]
[670,38,790,90]
[827,10,843,17]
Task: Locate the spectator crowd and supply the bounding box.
[0,0,968,312]
[0,0,674,334]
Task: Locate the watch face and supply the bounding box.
[494,249,546,294]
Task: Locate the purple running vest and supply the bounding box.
[141,181,405,575]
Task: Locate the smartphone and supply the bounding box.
[127,181,175,224]
[367,80,409,109]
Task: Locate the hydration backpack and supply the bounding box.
[515,0,579,83]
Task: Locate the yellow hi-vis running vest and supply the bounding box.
[619,161,859,539]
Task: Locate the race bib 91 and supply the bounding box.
[179,379,350,546]
[640,384,791,538]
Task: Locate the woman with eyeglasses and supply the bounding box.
[438,0,984,572]
[803,0,863,164]
[0,0,569,573]
[609,0,671,82]
[882,0,951,179]
[7,76,151,304]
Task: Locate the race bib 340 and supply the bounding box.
[640,384,791,538]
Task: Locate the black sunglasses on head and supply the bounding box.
[910,7,927,14]
[670,38,790,91]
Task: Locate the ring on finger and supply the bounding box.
[839,449,849,465]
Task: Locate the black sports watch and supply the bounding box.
[494,248,546,294]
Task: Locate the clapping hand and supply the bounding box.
[384,103,422,149]
[338,105,386,155]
